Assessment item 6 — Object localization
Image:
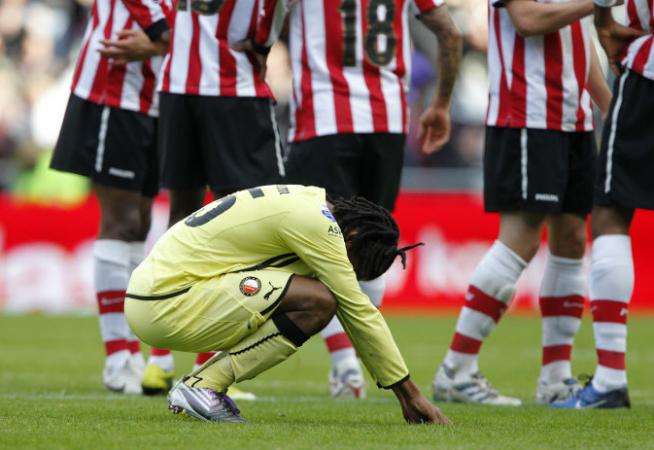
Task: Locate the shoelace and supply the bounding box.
[471,373,499,397]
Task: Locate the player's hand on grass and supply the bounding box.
[418,105,451,156]
[595,15,646,76]
[231,39,268,79]
[99,29,168,64]
[392,379,451,425]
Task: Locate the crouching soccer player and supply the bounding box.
[124,185,448,424]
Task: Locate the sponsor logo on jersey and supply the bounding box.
[321,205,336,222]
[240,277,261,296]
[328,225,342,237]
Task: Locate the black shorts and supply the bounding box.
[51,94,159,197]
[285,133,405,211]
[158,93,284,194]
[595,70,654,211]
[484,126,596,215]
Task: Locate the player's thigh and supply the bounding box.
[196,97,284,193]
[360,133,405,211]
[484,127,568,215]
[158,93,205,190]
[595,70,654,211]
[286,134,362,201]
[126,269,295,353]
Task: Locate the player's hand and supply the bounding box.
[392,379,451,425]
[99,29,168,64]
[231,39,268,79]
[418,105,451,155]
[595,19,646,76]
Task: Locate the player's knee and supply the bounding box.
[551,224,586,259]
[99,205,143,241]
[591,206,632,240]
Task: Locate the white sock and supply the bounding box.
[321,317,356,366]
[125,241,146,357]
[589,235,632,392]
[443,241,526,381]
[148,349,174,372]
[359,274,386,308]
[539,254,585,384]
[94,239,131,368]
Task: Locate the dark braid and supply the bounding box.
[331,197,423,280]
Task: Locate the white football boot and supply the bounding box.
[329,358,366,399]
[168,380,246,423]
[103,353,142,394]
[535,378,581,404]
[432,364,522,406]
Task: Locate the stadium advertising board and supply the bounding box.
[1,192,653,313]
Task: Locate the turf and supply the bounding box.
[0,313,652,449]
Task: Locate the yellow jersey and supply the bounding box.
[128,185,409,388]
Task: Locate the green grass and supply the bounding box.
[1,314,653,449]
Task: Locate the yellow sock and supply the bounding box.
[186,319,300,392]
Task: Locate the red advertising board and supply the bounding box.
[1,192,653,313]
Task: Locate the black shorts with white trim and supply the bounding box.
[158,93,285,195]
[51,94,159,197]
[484,126,596,215]
[595,70,654,211]
[285,133,405,212]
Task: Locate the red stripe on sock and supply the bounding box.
[449,332,482,355]
[97,290,125,314]
[127,340,141,354]
[105,339,128,356]
[597,349,626,370]
[542,344,572,365]
[325,333,353,353]
[195,352,216,365]
[466,285,507,323]
[150,348,171,357]
[539,295,585,318]
[591,300,628,324]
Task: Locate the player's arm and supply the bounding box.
[231,0,291,77]
[588,41,612,117]
[99,0,170,63]
[415,3,463,155]
[503,0,593,37]
[279,210,448,424]
[594,6,646,75]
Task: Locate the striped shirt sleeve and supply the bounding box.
[120,0,169,41]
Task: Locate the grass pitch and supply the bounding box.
[0,313,652,449]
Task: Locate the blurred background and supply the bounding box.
[3,1,653,315]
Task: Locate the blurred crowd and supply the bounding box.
[0,0,490,201]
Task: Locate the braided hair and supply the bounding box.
[331,197,423,280]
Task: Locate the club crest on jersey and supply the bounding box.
[321,205,336,222]
[239,277,261,296]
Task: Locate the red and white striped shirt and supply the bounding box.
[159,0,287,97]
[71,0,169,117]
[486,0,594,132]
[288,0,442,143]
[621,0,654,80]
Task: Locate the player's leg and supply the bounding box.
[433,212,542,405]
[51,96,155,394]
[287,134,369,397]
[536,131,595,403]
[433,127,561,405]
[554,70,654,409]
[164,275,337,422]
[536,213,586,403]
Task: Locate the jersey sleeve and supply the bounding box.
[279,205,410,389]
[410,0,443,16]
[253,0,290,50]
[120,0,169,41]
